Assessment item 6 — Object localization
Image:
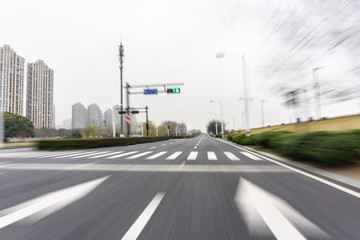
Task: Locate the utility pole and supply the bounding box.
[119,43,124,136]
[145,105,149,136]
[242,55,250,136]
[313,67,324,120]
[126,82,131,137]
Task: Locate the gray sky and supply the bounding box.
[1,0,359,132]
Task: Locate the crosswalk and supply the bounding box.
[0,150,265,162]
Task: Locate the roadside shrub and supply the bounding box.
[252,131,292,148]
[215,133,222,138]
[226,133,237,141]
[231,134,246,144]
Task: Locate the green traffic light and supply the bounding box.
[172,88,180,93]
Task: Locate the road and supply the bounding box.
[0,135,359,239]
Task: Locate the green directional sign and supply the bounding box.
[167,88,181,94]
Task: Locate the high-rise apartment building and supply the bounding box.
[72,102,87,129]
[87,103,102,128]
[0,45,25,115]
[26,60,54,128]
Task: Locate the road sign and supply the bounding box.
[125,114,131,125]
[167,88,180,94]
[144,89,158,95]
[118,111,126,114]
[131,110,139,114]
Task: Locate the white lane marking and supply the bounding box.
[187,152,198,161]
[54,151,88,158]
[37,151,79,158]
[0,163,16,168]
[207,152,217,161]
[0,172,5,175]
[89,151,124,159]
[224,152,240,161]
[235,178,327,239]
[122,193,165,240]
[166,151,182,160]
[194,146,197,149]
[240,151,263,161]
[149,146,157,149]
[146,152,167,160]
[221,139,360,199]
[20,153,52,159]
[170,142,173,144]
[72,151,109,159]
[127,151,153,159]
[106,151,138,159]
[161,144,167,146]
[0,176,109,230]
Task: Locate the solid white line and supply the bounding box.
[127,151,153,159]
[220,139,360,199]
[71,151,108,159]
[187,152,198,161]
[240,151,263,161]
[146,152,167,160]
[89,151,124,159]
[166,151,182,160]
[224,152,240,161]
[122,193,165,240]
[207,152,217,161]
[106,151,138,159]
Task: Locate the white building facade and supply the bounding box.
[26,60,54,128]
[0,45,25,115]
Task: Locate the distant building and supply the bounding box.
[104,109,113,135]
[26,60,54,128]
[87,103,102,128]
[0,45,25,115]
[72,102,87,129]
[62,118,72,130]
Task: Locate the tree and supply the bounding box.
[84,126,97,137]
[206,120,225,135]
[4,112,35,139]
[157,125,168,136]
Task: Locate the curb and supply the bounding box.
[218,138,360,190]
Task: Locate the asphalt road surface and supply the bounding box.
[0,135,359,240]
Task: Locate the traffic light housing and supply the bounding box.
[167,88,180,94]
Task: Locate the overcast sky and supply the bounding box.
[1,0,360,132]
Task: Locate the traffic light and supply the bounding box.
[167,88,180,94]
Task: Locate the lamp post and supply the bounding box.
[216,53,251,136]
[210,100,224,138]
[261,100,267,127]
[313,67,324,120]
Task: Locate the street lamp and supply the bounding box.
[261,100,267,127]
[208,112,218,135]
[209,100,224,138]
[216,53,251,136]
[313,67,325,120]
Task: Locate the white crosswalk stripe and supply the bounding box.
[240,151,263,161]
[54,151,88,158]
[187,151,198,160]
[106,151,138,159]
[166,151,182,160]
[89,151,124,159]
[71,151,108,159]
[207,151,217,161]
[224,152,240,161]
[146,151,167,160]
[37,151,79,158]
[127,151,153,159]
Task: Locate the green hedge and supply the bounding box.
[230,130,360,166]
[38,136,170,150]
